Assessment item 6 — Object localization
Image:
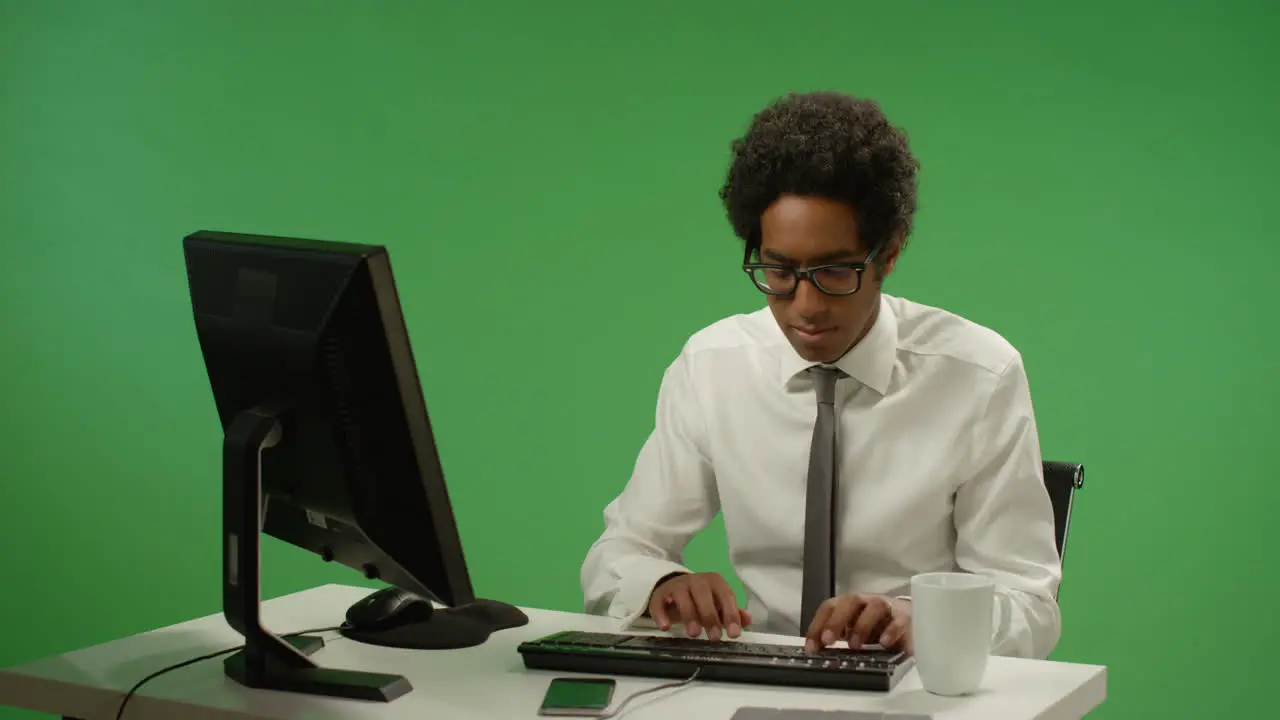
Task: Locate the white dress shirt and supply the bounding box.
[580,293,1063,660]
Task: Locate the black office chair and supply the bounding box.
[1042,461,1084,570]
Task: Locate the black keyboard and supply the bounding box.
[517,631,915,692]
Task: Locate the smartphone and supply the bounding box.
[537,677,617,717]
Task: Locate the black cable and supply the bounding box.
[113,626,340,720]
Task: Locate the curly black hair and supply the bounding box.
[719,91,920,262]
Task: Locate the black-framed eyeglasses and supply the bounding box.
[742,248,878,296]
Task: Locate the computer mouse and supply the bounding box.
[344,587,435,632]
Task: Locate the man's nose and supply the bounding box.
[791,278,827,319]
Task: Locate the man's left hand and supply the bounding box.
[804,593,912,653]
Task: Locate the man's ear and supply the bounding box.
[874,235,904,281]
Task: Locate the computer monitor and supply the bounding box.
[183,230,527,703]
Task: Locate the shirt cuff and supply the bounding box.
[612,556,691,629]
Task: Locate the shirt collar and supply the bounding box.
[777,294,897,395]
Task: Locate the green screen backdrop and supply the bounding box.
[2,1,1276,718]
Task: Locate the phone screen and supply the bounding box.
[538,677,616,716]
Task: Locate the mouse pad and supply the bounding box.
[730,709,932,720]
[340,614,493,649]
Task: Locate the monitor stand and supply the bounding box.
[221,405,411,703]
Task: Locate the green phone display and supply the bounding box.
[538,677,617,716]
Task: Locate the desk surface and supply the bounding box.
[0,584,1106,720]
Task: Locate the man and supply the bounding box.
[579,91,1062,660]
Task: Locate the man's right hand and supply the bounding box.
[647,572,752,641]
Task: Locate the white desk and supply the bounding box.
[0,584,1106,720]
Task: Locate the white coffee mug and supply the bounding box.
[909,571,995,696]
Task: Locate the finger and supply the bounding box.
[649,593,672,631]
[670,589,700,637]
[711,583,743,638]
[879,617,908,649]
[849,599,891,649]
[690,581,723,640]
[825,596,864,648]
[739,608,753,628]
[805,601,835,651]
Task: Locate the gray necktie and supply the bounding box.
[800,366,840,635]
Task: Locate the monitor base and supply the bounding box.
[224,634,411,702]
